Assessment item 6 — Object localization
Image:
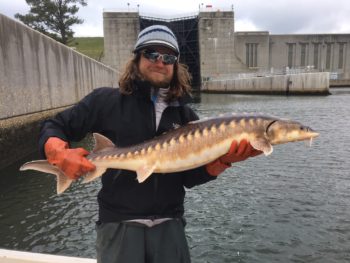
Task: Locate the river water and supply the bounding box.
[1,88,350,262]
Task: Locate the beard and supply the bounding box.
[148,78,171,89]
[140,73,172,89]
[138,64,174,89]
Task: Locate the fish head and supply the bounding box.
[266,120,319,145]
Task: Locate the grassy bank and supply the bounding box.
[69,37,104,61]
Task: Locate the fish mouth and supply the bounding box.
[306,128,319,138]
[307,132,319,146]
[310,131,320,138]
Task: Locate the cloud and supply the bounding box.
[235,19,260,32]
[0,0,29,18]
[234,0,350,34]
[1,0,349,36]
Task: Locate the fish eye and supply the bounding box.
[300,126,310,132]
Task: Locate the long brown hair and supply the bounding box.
[118,53,192,102]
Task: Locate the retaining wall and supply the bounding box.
[0,13,119,168]
[0,14,119,119]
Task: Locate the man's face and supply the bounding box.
[138,46,176,89]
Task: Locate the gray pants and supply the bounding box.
[96,219,191,263]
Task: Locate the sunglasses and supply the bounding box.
[142,50,178,65]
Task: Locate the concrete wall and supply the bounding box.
[202,72,330,95]
[198,11,246,79]
[0,14,119,120]
[0,13,119,169]
[103,12,139,72]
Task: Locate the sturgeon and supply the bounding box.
[20,113,319,194]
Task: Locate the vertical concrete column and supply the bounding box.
[344,41,350,79]
[198,11,245,81]
[103,12,140,73]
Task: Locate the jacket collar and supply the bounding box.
[132,79,192,106]
[133,79,153,100]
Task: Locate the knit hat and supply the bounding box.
[133,25,180,55]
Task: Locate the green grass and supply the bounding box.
[69,37,104,61]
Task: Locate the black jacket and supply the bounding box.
[39,82,216,222]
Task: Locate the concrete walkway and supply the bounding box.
[0,249,96,263]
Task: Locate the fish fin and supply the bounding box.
[136,163,156,183]
[250,138,273,156]
[92,133,116,153]
[19,160,73,194]
[20,160,59,173]
[82,167,107,183]
[56,173,74,194]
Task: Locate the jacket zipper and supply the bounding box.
[150,99,159,213]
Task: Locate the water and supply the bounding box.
[1,88,350,262]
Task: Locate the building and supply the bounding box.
[234,32,350,85]
[103,9,350,89]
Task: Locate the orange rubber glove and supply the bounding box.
[206,139,262,176]
[44,137,95,180]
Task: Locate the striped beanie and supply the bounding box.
[133,25,180,55]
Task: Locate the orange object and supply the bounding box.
[44,137,95,180]
[206,140,262,176]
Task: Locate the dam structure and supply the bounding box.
[103,9,350,93]
[103,10,246,90]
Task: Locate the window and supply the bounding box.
[326,43,333,70]
[313,43,320,69]
[245,43,258,68]
[300,43,308,67]
[338,43,345,69]
[287,43,296,68]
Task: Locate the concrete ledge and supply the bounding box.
[201,72,330,95]
[0,249,96,263]
[0,107,69,169]
[0,14,118,120]
[201,89,330,95]
[330,79,350,87]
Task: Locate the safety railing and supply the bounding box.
[202,66,323,82]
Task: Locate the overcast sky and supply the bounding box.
[1,0,349,36]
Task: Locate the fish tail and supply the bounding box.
[19,160,73,194]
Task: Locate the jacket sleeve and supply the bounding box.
[179,105,217,189]
[38,88,109,158]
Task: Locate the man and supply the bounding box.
[39,25,261,262]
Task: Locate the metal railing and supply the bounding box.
[139,12,199,22]
[203,66,323,82]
